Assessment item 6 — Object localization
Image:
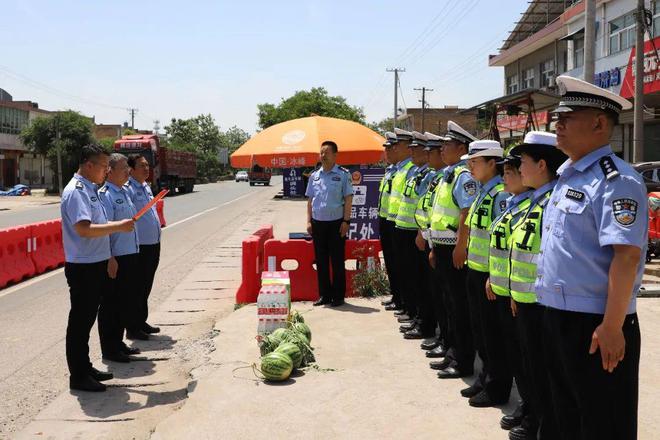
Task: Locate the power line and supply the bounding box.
[414,87,434,131]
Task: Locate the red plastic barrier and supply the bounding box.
[263,239,318,301]
[235,225,275,303]
[156,199,166,227]
[0,225,37,288]
[30,220,65,274]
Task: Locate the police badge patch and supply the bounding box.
[612,198,638,226]
[463,181,477,197]
[116,199,124,204]
[499,200,507,211]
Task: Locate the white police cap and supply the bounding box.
[423,132,448,150]
[383,131,398,147]
[394,127,413,141]
[445,121,477,145]
[509,131,558,156]
[461,140,504,161]
[409,131,428,148]
[552,75,632,115]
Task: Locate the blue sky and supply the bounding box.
[1,0,529,133]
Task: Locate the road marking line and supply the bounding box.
[0,191,255,298]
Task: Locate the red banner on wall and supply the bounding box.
[497,111,549,131]
[620,36,660,99]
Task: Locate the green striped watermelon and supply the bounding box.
[260,352,293,381]
[275,342,303,369]
[293,322,312,343]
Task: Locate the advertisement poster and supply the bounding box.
[347,166,385,240]
[283,167,305,198]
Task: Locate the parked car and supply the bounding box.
[248,164,272,186]
[633,161,660,192]
[235,170,248,182]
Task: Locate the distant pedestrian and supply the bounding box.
[61,144,134,392]
[306,141,353,307]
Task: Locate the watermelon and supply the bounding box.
[260,352,293,381]
[293,322,312,343]
[259,334,279,356]
[289,310,305,324]
[282,329,315,366]
[275,342,303,369]
[271,327,288,342]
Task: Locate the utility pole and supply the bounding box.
[583,0,596,82]
[56,125,63,195]
[386,68,405,128]
[128,108,138,129]
[414,87,433,132]
[633,0,646,162]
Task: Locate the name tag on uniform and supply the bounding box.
[565,189,585,201]
[332,176,341,182]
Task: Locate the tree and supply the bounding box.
[220,125,250,155]
[20,110,96,191]
[368,117,395,135]
[257,87,366,129]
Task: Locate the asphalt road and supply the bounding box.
[0,177,282,436]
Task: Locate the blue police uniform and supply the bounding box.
[539,145,647,440]
[61,173,113,383]
[126,176,162,333]
[450,160,479,210]
[61,174,111,263]
[99,182,139,256]
[306,164,353,304]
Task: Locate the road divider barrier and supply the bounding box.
[30,220,65,274]
[0,225,37,288]
[235,225,274,303]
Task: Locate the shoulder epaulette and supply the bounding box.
[75,181,84,190]
[338,166,350,173]
[99,186,108,194]
[599,156,620,181]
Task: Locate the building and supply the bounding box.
[93,124,123,140]
[0,93,54,189]
[483,0,659,160]
[398,106,479,136]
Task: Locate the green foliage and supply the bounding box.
[20,110,96,191]
[220,125,250,155]
[257,87,366,129]
[368,117,395,135]
[350,245,390,298]
[97,137,117,151]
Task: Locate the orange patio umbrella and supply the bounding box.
[230,116,385,168]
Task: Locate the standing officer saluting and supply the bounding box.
[126,153,163,340]
[538,76,648,440]
[61,145,134,392]
[306,141,354,307]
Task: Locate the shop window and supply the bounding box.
[507,74,519,95]
[0,107,29,135]
[540,59,555,87]
[574,37,584,68]
[609,11,636,54]
[522,68,535,89]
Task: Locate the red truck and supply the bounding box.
[248,164,272,186]
[113,134,197,194]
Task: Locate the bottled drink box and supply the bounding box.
[256,271,291,341]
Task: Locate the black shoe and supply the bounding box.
[425,345,447,358]
[103,351,131,363]
[381,298,393,306]
[399,322,416,333]
[330,300,345,307]
[509,425,537,440]
[501,402,525,430]
[70,374,106,392]
[437,366,472,379]
[89,367,113,382]
[120,344,141,355]
[384,304,400,311]
[420,339,441,351]
[404,327,425,339]
[313,298,331,306]
[460,383,483,398]
[126,329,150,341]
[430,358,452,370]
[392,309,407,316]
[469,390,509,408]
[143,323,160,334]
[397,315,412,323]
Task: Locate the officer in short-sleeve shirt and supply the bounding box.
[538,75,648,440]
[305,141,353,307]
[61,145,134,392]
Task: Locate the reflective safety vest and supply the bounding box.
[509,191,552,303]
[429,165,469,245]
[378,167,395,219]
[395,167,431,230]
[466,182,505,272]
[415,170,444,237]
[386,161,414,222]
[488,197,532,297]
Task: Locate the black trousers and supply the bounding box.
[134,243,161,328]
[418,246,437,335]
[311,219,346,302]
[467,268,513,400]
[385,220,406,310]
[379,217,399,305]
[429,246,449,345]
[543,307,640,440]
[394,228,422,319]
[433,244,474,373]
[64,260,111,378]
[98,254,139,354]
[495,296,531,422]
[516,302,557,438]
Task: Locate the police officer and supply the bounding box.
[127,153,163,339]
[305,140,354,307]
[427,121,479,379]
[462,140,510,407]
[395,131,433,339]
[379,133,399,308]
[99,153,141,362]
[537,76,647,440]
[383,128,415,316]
[61,145,134,392]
